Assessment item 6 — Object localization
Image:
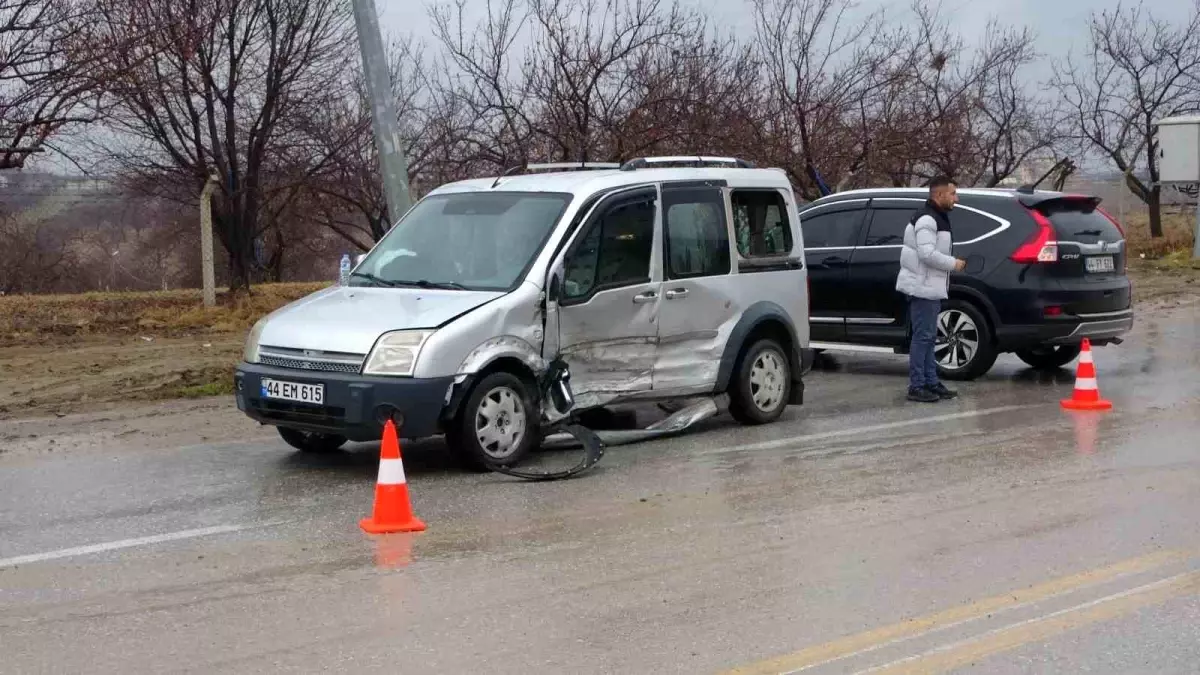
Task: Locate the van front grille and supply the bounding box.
[258,346,364,374]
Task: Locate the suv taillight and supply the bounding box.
[1096,206,1126,237]
[1012,208,1058,263]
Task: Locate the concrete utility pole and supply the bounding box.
[351,0,412,230]
[1194,186,1200,261]
[200,174,219,308]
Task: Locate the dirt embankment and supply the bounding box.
[0,284,323,420]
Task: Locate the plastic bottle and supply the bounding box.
[339,253,352,285]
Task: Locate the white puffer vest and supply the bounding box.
[895,204,957,301]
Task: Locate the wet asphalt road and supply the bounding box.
[1,300,1199,674]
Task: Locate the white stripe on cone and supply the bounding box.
[1074,377,1098,391]
[1079,349,1094,364]
[377,458,407,485]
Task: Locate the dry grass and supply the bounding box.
[1120,210,1200,303]
[1123,210,1195,260]
[0,283,328,417]
[0,282,328,347]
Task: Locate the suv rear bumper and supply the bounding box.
[234,362,453,442]
[995,310,1134,348]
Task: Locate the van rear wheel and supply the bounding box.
[729,339,791,425]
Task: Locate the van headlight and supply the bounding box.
[363,330,434,376]
[243,318,268,363]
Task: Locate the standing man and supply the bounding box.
[896,176,967,403]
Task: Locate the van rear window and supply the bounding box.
[1038,201,1123,244]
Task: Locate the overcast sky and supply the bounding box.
[18,0,1194,176]
[378,0,1193,73]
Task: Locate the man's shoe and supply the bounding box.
[929,383,958,400]
[906,386,940,403]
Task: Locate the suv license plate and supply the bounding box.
[1085,256,1115,273]
[261,378,324,405]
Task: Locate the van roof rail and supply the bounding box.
[490,162,621,188]
[619,155,755,171]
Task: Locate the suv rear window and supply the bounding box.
[1038,201,1123,244]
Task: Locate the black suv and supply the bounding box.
[798,187,1133,380]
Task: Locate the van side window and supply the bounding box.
[562,197,655,301]
[732,190,793,257]
[664,187,730,278]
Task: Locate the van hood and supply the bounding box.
[258,285,504,355]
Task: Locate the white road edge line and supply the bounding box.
[703,404,1040,456]
[0,522,281,569]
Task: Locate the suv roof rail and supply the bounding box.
[490,161,621,187]
[619,155,755,171]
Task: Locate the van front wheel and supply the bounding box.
[448,372,539,471]
[729,339,791,425]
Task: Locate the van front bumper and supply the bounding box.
[234,362,454,441]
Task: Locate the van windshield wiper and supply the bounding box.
[396,279,469,291]
[350,271,401,287]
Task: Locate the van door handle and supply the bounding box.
[632,291,658,304]
[665,288,689,300]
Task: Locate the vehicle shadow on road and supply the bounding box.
[1008,368,1077,385]
[278,436,464,480]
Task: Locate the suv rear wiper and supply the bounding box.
[1073,230,1104,237]
[350,272,401,287]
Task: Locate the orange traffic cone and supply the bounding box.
[1060,338,1112,411]
[360,420,426,534]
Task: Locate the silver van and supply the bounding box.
[235,157,812,468]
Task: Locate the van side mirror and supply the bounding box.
[354,253,367,266]
[547,270,563,302]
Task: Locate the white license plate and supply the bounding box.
[1085,256,1115,273]
[261,378,324,405]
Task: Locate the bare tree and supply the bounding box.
[1053,1,1200,237]
[430,0,536,171]
[299,36,469,249]
[0,0,103,169]
[612,26,765,160]
[522,0,698,162]
[86,0,359,291]
[0,203,81,293]
[865,2,1057,188]
[751,0,911,199]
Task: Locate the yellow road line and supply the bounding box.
[720,549,1193,675]
[858,569,1200,675]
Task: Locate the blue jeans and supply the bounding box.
[908,297,941,389]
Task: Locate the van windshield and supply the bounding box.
[352,191,572,291]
